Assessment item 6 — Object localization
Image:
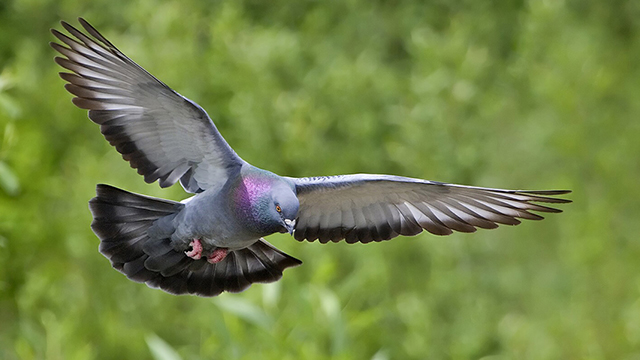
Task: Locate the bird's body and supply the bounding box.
[51,19,572,297]
[164,165,298,252]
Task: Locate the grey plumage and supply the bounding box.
[51,18,571,297]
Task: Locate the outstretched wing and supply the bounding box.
[289,174,571,243]
[51,18,244,193]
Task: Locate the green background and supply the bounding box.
[1,0,639,359]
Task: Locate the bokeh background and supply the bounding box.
[1,0,639,359]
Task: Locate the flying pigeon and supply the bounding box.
[50,18,571,297]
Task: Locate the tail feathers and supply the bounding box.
[138,239,302,296]
[89,184,182,265]
[89,184,302,297]
[175,240,303,296]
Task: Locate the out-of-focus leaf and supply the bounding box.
[0,160,20,196]
[371,349,389,360]
[145,334,182,360]
[213,296,273,330]
[0,70,20,119]
[0,93,20,119]
[316,287,346,355]
[318,287,340,321]
[262,281,281,310]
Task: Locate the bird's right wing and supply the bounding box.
[290,174,571,243]
[51,18,245,193]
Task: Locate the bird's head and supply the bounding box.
[270,183,299,235]
[233,172,299,236]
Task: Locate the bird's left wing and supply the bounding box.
[50,18,245,193]
[289,174,571,243]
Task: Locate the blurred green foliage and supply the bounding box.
[0,0,639,359]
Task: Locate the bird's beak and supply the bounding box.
[284,219,296,235]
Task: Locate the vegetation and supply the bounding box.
[1,0,638,358]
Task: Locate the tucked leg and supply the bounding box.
[207,247,228,264]
[185,239,203,260]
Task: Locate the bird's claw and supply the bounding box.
[185,239,203,260]
[207,248,228,264]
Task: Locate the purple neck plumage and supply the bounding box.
[232,173,276,233]
[234,176,272,210]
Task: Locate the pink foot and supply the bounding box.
[207,248,228,264]
[185,239,203,260]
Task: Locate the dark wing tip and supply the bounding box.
[516,190,573,204]
[519,189,572,196]
[50,28,68,43]
[77,18,116,49]
[49,41,63,52]
[60,19,79,34]
[52,56,68,67]
[518,189,572,195]
[78,18,97,35]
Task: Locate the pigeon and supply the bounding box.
[51,18,571,297]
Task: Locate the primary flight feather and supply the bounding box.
[51,18,571,297]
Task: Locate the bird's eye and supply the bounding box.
[276,205,282,213]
